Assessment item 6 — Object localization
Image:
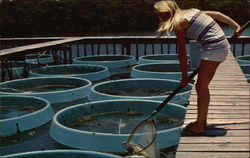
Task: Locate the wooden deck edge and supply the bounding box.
[176,53,250,158]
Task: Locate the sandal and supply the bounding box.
[182,126,227,137]
[181,127,205,136]
[185,121,208,130]
[184,122,196,129]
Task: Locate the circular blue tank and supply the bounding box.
[131,63,193,80]
[3,150,122,158]
[236,55,250,65]
[0,95,54,136]
[240,64,250,82]
[50,99,186,152]
[0,77,92,104]
[138,54,190,65]
[89,78,193,105]
[73,55,137,75]
[29,64,110,82]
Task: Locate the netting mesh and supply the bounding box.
[123,120,160,158]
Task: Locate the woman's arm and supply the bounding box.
[203,11,241,35]
[176,19,189,87]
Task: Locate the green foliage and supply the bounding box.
[0,0,249,37]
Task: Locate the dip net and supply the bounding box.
[123,119,160,158]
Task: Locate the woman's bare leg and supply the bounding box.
[188,59,221,133]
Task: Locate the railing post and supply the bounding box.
[84,44,87,56]
[232,44,236,57]
[144,44,147,55]
[160,44,163,54]
[76,43,80,57]
[152,44,155,54]
[126,43,131,55]
[106,44,109,55]
[241,43,245,56]
[135,43,139,60]
[1,59,7,82]
[97,44,100,55]
[51,49,58,65]
[167,44,171,54]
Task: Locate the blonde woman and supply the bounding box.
[154,0,241,136]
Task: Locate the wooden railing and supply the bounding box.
[0,36,249,81]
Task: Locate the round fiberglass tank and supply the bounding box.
[131,63,193,80]
[0,77,92,104]
[29,64,110,82]
[3,150,122,158]
[73,55,137,75]
[50,99,186,152]
[138,54,190,65]
[25,54,54,65]
[236,55,250,65]
[89,78,192,105]
[240,64,250,82]
[0,95,54,136]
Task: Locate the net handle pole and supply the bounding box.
[148,68,199,119]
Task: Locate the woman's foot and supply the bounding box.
[182,121,206,134]
[182,122,228,137]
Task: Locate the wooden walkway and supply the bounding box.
[176,53,250,158]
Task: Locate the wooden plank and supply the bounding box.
[207,82,248,86]
[182,123,249,130]
[213,74,247,76]
[186,105,250,109]
[213,75,247,78]
[209,79,248,83]
[177,144,250,152]
[212,78,247,81]
[185,113,250,119]
[176,152,250,158]
[190,97,250,101]
[189,101,250,105]
[214,70,244,73]
[180,136,249,143]
[184,119,250,125]
[212,74,246,77]
[212,78,248,81]
[179,128,250,136]
[186,109,250,114]
[189,97,249,102]
[190,92,249,96]
[209,85,249,88]
[186,106,250,110]
[191,90,249,95]
[213,74,247,77]
[209,86,249,89]
[208,81,248,84]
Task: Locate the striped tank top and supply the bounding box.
[182,9,230,52]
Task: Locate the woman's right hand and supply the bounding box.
[234,25,242,37]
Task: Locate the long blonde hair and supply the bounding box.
[154,0,182,37]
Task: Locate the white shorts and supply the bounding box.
[201,48,229,62]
